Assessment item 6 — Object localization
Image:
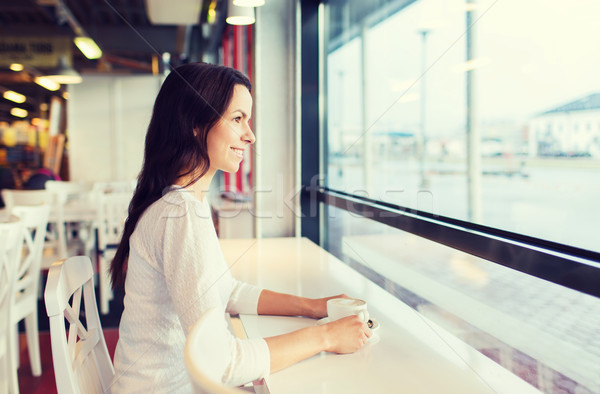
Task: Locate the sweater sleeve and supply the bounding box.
[227,278,263,315]
[161,197,270,386]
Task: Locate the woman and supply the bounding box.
[110,62,371,392]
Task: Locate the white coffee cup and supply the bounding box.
[327,298,369,323]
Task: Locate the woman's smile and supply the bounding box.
[231,147,245,159]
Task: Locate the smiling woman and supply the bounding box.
[108,62,371,393]
[206,85,256,175]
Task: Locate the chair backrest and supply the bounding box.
[0,218,24,342]
[1,189,52,210]
[91,180,136,205]
[10,204,50,296]
[184,308,247,394]
[45,180,94,259]
[45,180,93,204]
[96,191,132,249]
[44,256,115,394]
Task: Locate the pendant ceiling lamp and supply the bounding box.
[34,76,60,91]
[226,0,255,25]
[145,0,202,25]
[74,36,103,59]
[233,0,265,6]
[2,90,26,104]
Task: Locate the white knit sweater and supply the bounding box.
[111,187,270,393]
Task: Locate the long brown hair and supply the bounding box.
[110,62,251,288]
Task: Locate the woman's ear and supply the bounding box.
[193,127,199,137]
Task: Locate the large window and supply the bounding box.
[307,0,600,393]
[326,0,600,252]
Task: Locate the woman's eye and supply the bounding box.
[234,116,242,123]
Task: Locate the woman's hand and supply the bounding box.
[322,315,372,353]
[257,290,359,319]
[305,293,351,319]
[265,314,372,373]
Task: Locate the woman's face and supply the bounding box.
[206,84,255,174]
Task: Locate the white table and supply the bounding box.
[220,237,539,394]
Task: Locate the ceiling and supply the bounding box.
[0,0,227,122]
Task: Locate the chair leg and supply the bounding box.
[9,365,19,394]
[0,353,8,393]
[8,328,20,394]
[24,313,41,376]
[11,327,18,371]
[57,219,68,259]
[99,254,113,315]
[83,226,97,262]
[0,356,4,392]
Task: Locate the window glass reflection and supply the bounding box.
[326,0,600,252]
[325,205,600,393]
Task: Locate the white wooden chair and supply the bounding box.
[0,189,51,209]
[44,181,94,262]
[7,205,50,387]
[96,189,132,315]
[184,308,249,394]
[1,189,59,272]
[0,217,24,394]
[44,256,115,394]
[90,181,137,212]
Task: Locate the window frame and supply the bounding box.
[299,0,600,300]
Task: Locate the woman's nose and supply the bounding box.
[242,123,256,144]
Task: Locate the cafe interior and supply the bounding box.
[1,0,599,393]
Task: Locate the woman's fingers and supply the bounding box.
[363,321,373,338]
[324,315,373,353]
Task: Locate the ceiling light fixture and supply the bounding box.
[53,1,103,59]
[233,0,265,6]
[74,36,103,59]
[145,0,202,25]
[226,0,255,25]
[34,76,61,91]
[3,90,27,104]
[10,108,28,118]
[9,63,24,72]
[45,55,82,84]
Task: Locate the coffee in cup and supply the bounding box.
[327,298,369,323]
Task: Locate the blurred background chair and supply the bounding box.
[92,181,135,315]
[184,307,248,394]
[95,188,133,315]
[45,180,95,263]
[0,217,24,394]
[7,205,50,389]
[1,189,60,296]
[2,189,59,270]
[44,256,114,394]
[1,189,51,209]
[91,180,137,200]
